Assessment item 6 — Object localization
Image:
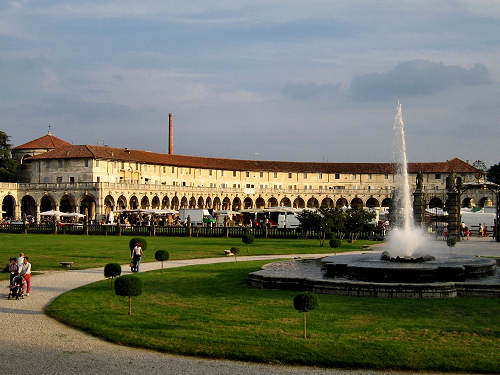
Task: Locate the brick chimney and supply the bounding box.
[168,113,174,155]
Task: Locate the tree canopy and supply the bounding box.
[0,131,18,182]
[486,163,500,185]
[297,207,375,235]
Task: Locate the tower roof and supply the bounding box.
[13,133,72,150]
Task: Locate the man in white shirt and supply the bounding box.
[17,252,24,270]
[19,256,31,296]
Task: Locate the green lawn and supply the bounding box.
[0,233,377,277]
[46,261,500,372]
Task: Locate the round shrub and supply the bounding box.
[293,292,318,312]
[129,238,147,251]
[230,247,240,255]
[115,275,143,297]
[104,263,121,278]
[447,237,457,247]
[329,238,342,248]
[242,233,254,245]
[155,250,170,262]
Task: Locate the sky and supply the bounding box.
[1,0,499,166]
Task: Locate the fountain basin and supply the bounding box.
[247,255,500,298]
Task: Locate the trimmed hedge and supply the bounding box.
[104,263,121,278]
[115,275,143,297]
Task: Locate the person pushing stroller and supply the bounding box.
[8,275,24,300]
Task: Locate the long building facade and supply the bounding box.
[0,132,493,222]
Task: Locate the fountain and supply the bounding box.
[248,104,499,298]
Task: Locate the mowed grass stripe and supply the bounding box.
[46,261,500,372]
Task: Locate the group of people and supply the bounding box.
[8,252,31,298]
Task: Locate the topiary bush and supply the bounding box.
[115,275,143,315]
[104,263,122,290]
[155,250,170,269]
[447,237,457,247]
[230,247,240,262]
[329,238,342,249]
[293,292,318,339]
[129,238,147,252]
[242,233,254,254]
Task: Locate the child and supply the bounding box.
[8,257,18,288]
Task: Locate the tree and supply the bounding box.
[344,208,376,240]
[0,131,18,182]
[230,247,240,262]
[486,163,500,185]
[242,232,254,254]
[104,263,121,290]
[154,250,170,269]
[293,292,318,339]
[115,275,143,315]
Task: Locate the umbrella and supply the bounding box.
[60,212,86,218]
[40,210,65,217]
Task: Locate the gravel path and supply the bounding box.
[0,248,492,375]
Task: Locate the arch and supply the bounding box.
[104,195,115,216]
[197,196,204,209]
[59,194,76,213]
[293,197,305,209]
[350,197,363,209]
[255,197,265,209]
[222,197,231,210]
[321,197,334,208]
[117,195,127,210]
[140,196,150,209]
[462,197,474,208]
[232,197,241,211]
[180,196,188,209]
[307,197,319,209]
[479,197,492,207]
[280,197,291,207]
[213,197,221,210]
[161,196,170,209]
[366,197,380,208]
[189,196,196,209]
[267,197,278,207]
[80,195,97,220]
[381,198,391,208]
[205,197,212,209]
[336,197,348,208]
[129,196,139,209]
[243,197,253,209]
[151,196,160,209]
[428,197,443,209]
[171,196,180,210]
[2,195,16,219]
[21,195,36,219]
[40,195,56,212]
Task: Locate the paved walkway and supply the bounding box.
[0,243,497,375]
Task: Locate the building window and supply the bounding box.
[84,159,89,167]
[172,167,175,173]
[56,176,62,183]
[273,172,277,178]
[233,184,237,188]
[120,161,124,169]
[44,177,50,183]
[220,170,223,176]
[45,160,51,169]
[319,186,323,190]
[97,176,100,182]
[260,172,264,178]
[209,169,213,176]
[435,173,441,179]
[368,185,371,190]
[303,173,307,179]
[163,166,166,173]
[233,171,237,177]
[69,177,75,184]
[304,185,307,190]
[182,181,186,186]
[352,174,356,179]
[335,173,340,179]
[384,173,389,179]
[246,172,250,178]
[319,173,322,179]
[288,173,292,178]
[368,173,372,180]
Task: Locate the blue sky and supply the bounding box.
[1,0,499,166]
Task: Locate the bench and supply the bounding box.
[60,262,74,269]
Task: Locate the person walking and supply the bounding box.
[483,224,488,237]
[466,226,470,240]
[19,256,31,296]
[16,252,24,270]
[131,242,143,272]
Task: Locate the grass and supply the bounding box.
[46,261,500,372]
[0,233,377,274]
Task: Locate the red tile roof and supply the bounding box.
[26,144,479,174]
[13,133,72,150]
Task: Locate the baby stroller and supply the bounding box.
[8,275,24,300]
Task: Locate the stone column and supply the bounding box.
[445,173,460,241]
[413,171,425,227]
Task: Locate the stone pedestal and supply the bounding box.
[413,189,426,227]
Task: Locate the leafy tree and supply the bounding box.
[486,163,500,185]
[230,247,240,262]
[115,275,143,315]
[0,131,18,182]
[154,250,169,269]
[293,292,318,339]
[242,232,254,254]
[344,208,376,240]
